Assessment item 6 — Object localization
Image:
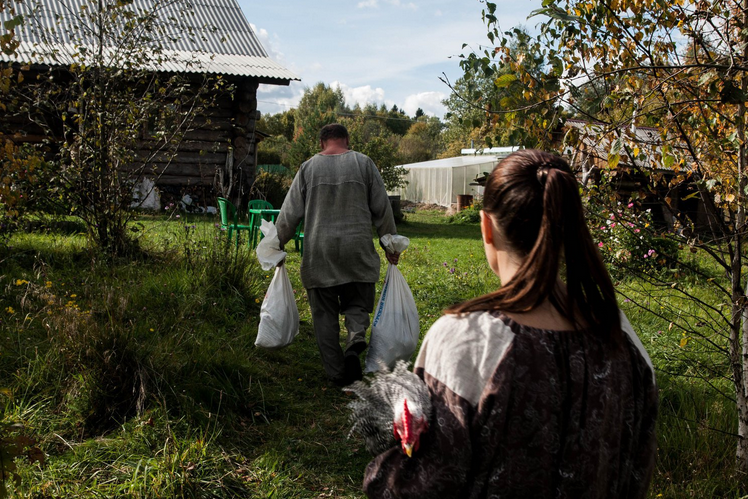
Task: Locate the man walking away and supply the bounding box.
[275,123,400,386]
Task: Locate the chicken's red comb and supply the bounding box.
[402,398,412,442]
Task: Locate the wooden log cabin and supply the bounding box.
[0,0,298,210]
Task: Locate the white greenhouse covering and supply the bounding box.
[392,152,515,207]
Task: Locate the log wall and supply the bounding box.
[2,68,264,209]
[137,76,261,207]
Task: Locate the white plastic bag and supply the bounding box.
[256,219,286,271]
[365,235,419,372]
[256,263,299,349]
[255,219,299,349]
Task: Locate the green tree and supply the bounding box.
[343,115,406,191]
[288,82,348,168]
[472,0,748,471]
[383,104,412,136]
[442,26,554,153]
[257,109,295,168]
[258,108,295,141]
[398,119,444,164]
[440,68,495,156]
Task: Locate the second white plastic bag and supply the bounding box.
[256,263,299,349]
[255,219,299,349]
[365,235,419,373]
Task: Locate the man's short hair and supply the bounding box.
[320,123,349,142]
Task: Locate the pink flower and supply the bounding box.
[598,242,604,248]
[610,223,616,228]
[634,229,640,233]
[627,203,634,208]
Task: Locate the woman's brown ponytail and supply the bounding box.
[447,149,620,335]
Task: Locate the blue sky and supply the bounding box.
[240,0,541,119]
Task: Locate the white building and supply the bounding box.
[391,147,519,207]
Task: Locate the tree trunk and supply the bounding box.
[734,28,748,470]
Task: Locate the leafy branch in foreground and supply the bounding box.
[463,0,748,471]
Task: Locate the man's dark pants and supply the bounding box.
[307,282,375,382]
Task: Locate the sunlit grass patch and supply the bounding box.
[1,209,747,497]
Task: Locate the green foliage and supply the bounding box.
[258,109,296,142]
[257,135,293,168]
[382,104,412,136]
[397,119,444,165]
[0,141,45,242]
[252,170,293,210]
[344,115,407,191]
[0,421,43,499]
[447,197,483,225]
[445,26,560,151]
[288,83,347,169]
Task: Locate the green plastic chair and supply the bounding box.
[294,220,304,255]
[248,199,275,248]
[217,197,251,247]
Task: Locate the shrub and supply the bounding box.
[447,197,483,224]
[588,201,679,278]
[252,171,293,209]
[177,221,262,300]
[0,142,48,243]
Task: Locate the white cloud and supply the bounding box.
[250,23,285,64]
[256,81,305,116]
[357,0,416,9]
[331,81,387,109]
[403,91,447,117]
[389,0,417,9]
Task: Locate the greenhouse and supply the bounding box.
[392,148,518,207]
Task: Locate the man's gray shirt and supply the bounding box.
[275,150,397,289]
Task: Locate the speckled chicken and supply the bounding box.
[344,360,432,457]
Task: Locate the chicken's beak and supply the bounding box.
[403,443,413,458]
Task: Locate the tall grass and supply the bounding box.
[0,210,746,497]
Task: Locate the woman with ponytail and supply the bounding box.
[363,150,658,499]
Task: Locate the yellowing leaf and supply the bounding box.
[680,337,688,348]
[494,74,518,88]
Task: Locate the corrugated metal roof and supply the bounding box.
[460,146,521,156]
[564,119,684,171]
[398,155,502,170]
[0,0,298,82]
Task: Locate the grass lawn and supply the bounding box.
[0,208,745,497]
